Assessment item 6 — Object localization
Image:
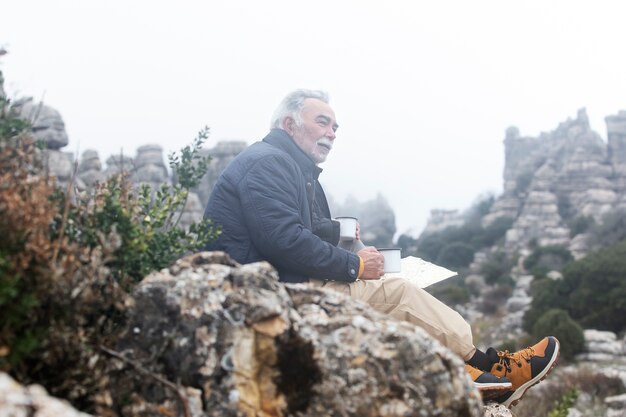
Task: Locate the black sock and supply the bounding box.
[466,349,494,372]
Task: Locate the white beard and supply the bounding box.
[316,137,333,152]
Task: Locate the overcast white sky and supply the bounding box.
[2,1,625,235]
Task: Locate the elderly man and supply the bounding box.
[203,89,559,407]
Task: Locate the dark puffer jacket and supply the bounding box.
[203,128,360,283]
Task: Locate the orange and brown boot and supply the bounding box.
[488,336,560,408]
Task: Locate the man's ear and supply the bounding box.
[283,117,296,136]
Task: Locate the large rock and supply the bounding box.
[13,97,69,149]
[109,252,484,417]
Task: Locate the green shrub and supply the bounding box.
[547,388,579,417]
[523,245,573,273]
[436,242,474,268]
[478,216,514,247]
[587,209,626,248]
[397,234,418,256]
[477,285,513,314]
[416,233,445,262]
[569,215,594,237]
[523,277,565,333]
[564,240,626,332]
[428,276,470,306]
[58,127,219,287]
[480,251,515,285]
[532,309,584,361]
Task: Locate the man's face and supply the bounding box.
[286,98,338,164]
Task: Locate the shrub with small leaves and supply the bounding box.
[0,71,220,411]
[547,388,579,417]
[532,309,584,361]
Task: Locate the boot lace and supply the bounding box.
[497,346,535,372]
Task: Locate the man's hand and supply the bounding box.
[357,247,384,280]
[356,222,361,241]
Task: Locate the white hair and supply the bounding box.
[270,89,329,130]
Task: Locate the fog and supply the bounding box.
[2,0,625,234]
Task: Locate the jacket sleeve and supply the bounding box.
[237,155,359,282]
[312,216,340,246]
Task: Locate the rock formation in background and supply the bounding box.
[423,108,626,260]
[8,97,251,230]
[422,209,465,236]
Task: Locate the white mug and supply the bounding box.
[335,216,358,241]
[378,248,401,273]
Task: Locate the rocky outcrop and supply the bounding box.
[421,107,626,262]
[608,111,626,195]
[470,108,626,259]
[13,98,69,149]
[0,372,91,417]
[108,251,483,417]
[3,97,249,230]
[606,394,626,417]
[422,209,465,235]
[576,330,626,369]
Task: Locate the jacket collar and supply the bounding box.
[262,128,323,179]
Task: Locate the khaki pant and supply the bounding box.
[312,277,476,361]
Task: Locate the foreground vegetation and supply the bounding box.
[0,87,218,412]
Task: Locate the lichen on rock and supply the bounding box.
[107,251,484,417]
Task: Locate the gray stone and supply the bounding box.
[43,149,74,182]
[134,144,167,169]
[547,270,563,280]
[77,149,102,173]
[483,403,513,417]
[104,154,134,176]
[506,294,531,313]
[515,275,534,292]
[606,393,626,409]
[132,164,169,184]
[111,252,484,417]
[584,329,617,343]
[14,98,69,149]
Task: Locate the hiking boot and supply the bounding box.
[465,364,512,392]
[488,336,560,408]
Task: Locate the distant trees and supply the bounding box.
[398,214,514,271]
[524,239,626,336]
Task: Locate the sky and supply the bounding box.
[2,0,625,236]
